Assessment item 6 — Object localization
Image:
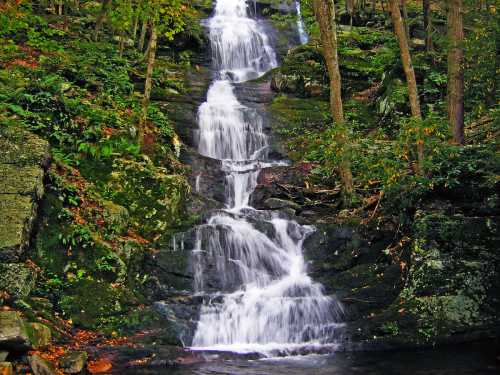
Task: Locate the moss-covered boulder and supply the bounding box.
[28,355,56,375]
[24,323,51,349]
[0,126,50,167]
[0,311,30,351]
[0,263,37,300]
[59,351,88,374]
[0,311,52,351]
[397,211,500,342]
[0,126,49,262]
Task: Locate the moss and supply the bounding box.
[395,210,500,342]
[0,165,45,198]
[269,95,330,160]
[24,323,51,349]
[107,158,189,240]
[0,263,36,299]
[59,278,138,330]
[0,194,36,261]
[59,351,87,374]
[0,126,49,167]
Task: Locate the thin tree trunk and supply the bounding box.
[138,18,148,51]
[132,14,139,42]
[423,0,433,52]
[119,31,125,57]
[94,0,112,41]
[389,0,424,174]
[346,0,355,29]
[401,0,410,41]
[313,0,354,203]
[447,0,465,144]
[140,25,158,146]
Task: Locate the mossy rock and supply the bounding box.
[396,210,500,342]
[0,165,45,198]
[24,323,51,349]
[59,351,88,374]
[0,194,38,262]
[0,311,51,351]
[0,311,29,351]
[0,263,36,300]
[0,126,50,167]
[0,126,49,262]
[59,278,138,330]
[29,354,56,375]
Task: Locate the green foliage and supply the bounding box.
[0,1,195,335]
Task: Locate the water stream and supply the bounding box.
[189,0,343,356]
[295,0,309,44]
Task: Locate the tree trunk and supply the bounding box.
[389,0,424,174]
[346,0,355,29]
[423,0,433,52]
[119,31,125,57]
[401,0,410,41]
[140,25,158,147]
[447,0,465,145]
[312,0,354,203]
[94,0,112,41]
[138,18,148,51]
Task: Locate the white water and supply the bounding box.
[191,0,342,356]
[295,0,309,44]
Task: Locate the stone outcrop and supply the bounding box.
[0,126,49,262]
[0,263,37,299]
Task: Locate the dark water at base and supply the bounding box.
[122,342,499,375]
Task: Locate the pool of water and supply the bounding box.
[121,342,499,375]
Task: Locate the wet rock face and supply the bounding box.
[0,126,50,262]
[180,148,226,210]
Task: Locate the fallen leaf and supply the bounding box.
[88,359,112,374]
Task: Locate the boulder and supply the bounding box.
[264,198,301,211]
[24,323,51,349]
[59,351,88,374]
[29,355,56,375]
[0,126,50,262]
[0,195,38,262]
[0,362,13,375]
[0,126,50,167]
[0,312,51,351]
[0,311,30,351]
[0,263,37,300]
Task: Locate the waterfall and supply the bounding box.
[190,0,343,355]
[295,0,309,45]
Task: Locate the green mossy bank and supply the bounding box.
[0,1,498,373]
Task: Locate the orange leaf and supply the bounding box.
[88,359,112,374]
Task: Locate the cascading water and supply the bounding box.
[190,0,343,356]
[295,0,309,45]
